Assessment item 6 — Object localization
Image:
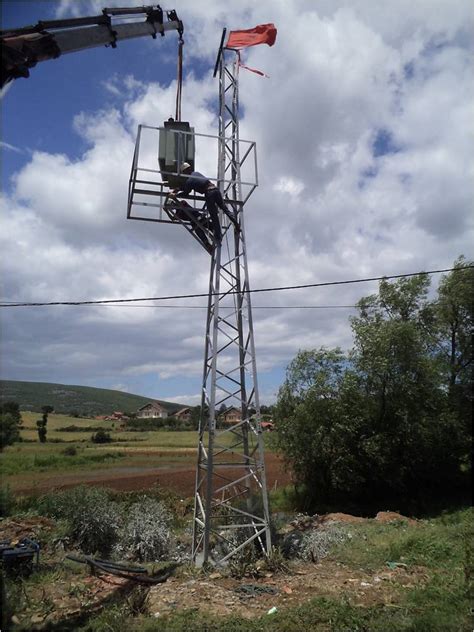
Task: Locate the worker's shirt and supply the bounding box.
[179,171,211,196]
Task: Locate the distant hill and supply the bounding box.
[0,380,188,416]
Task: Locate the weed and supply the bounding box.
[37,486,122,556]
[62,445,77,456]
[300,524,351,563]
[262,546,290,573]
[332,508,471,572]
[77,604,129,632]
[0,450,125,476]
[125,586,151,616]
[116,498,174,562]
[0,484,14,517]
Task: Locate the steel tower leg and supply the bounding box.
[192,49,272,566]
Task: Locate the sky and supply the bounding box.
[1,0,473,406]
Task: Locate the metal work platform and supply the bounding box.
[128,125,258,224]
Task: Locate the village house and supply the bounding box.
[96,411,128,421]
[175,407,192,422]
[220,406,241,424]
[136,401,169,419]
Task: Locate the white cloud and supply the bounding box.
[2,0,473,403]
[1,141,23,154]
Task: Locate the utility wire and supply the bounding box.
[93,304,358,309]
[0,265,471,308]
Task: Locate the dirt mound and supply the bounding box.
[375,511,417,525]
[321,512,368,524]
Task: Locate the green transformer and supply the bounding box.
[158,120,195,189]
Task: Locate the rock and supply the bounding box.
[31,614,45,624]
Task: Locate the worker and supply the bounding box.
[164,194,213,254]
[169,163,239,242]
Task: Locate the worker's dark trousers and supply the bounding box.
[205,188,227,242]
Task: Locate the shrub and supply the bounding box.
[0,412,21,451]
[73,500,121,556]
[300,524,350,562]
[0,485,14,517]
[38,486,121,556]
[116,498,173,562]
[62,446,77,456]
[91,430,112,444]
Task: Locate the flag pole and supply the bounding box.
[213,28,227,78]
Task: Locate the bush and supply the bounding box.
[91,430,112,443]
[116,498,173,562]
[61,425,107,432]
[38,486,121,556]
[62,446,77,456]
[125,418,165,432]
[0,485,14,517]
[299,525,350,562]
[0,411,21,451]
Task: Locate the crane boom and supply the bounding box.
[1,5,183,88]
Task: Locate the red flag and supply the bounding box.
[226,23,277,50]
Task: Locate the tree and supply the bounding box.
[432,258,473,473]
[0,401,22,451]
[274,348,366,508]
[189,406,200,430]
[91,430,112,444]
[274,262,472,513]
[36,405,53,443]
[349,274,464,506]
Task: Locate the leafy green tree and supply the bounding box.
[274,348,368,508]
[190,405,208,431]
[91,430,112,443]
[434,257,473,390]
[350,274,465,506]
[430,259,473,474]
[274,262,472,513]
[36,405,53,443]
[0,401,22,451]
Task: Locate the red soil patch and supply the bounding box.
[12,453,292,497]
[375,511,418,525]
[321,512,368,524]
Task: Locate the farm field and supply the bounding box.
[3,412,289,497]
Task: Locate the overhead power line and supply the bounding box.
[70,304,359,309]
[0,265,471,308]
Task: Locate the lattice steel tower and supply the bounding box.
[127,38,272,566]
[191,44,272,566]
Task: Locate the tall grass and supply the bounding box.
[0,450,124,475]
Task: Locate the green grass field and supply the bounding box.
[18,412,199,444]
[2,413,272,488]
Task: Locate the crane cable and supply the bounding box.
[175,35,184,121]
